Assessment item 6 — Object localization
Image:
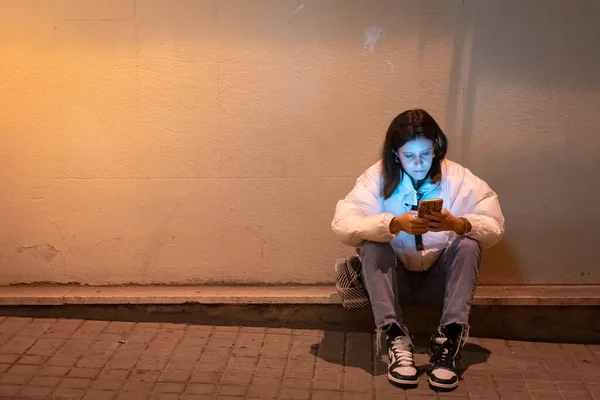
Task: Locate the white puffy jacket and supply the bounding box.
[331,159,504,271]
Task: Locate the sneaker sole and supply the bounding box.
[428,377,458,390]
[388,372,418,386]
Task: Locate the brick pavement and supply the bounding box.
[0,316,599,399]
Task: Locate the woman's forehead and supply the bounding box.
[399,138,432,152]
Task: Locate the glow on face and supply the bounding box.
[397,138,434,181]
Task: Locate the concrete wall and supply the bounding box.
[1,0,599,285]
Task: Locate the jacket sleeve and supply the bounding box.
[331,169,396,247]
[458,169,505,249]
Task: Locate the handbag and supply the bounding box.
[334,255,370,309]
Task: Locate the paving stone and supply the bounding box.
[0,317,596,400]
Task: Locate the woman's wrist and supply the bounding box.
[454,217,471,235]
[453,217,466,235]
[389,216,401,235]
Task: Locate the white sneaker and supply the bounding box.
[429,323,467,390]
[387,335,418,386]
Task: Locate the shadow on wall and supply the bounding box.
[460,0,600,162]
[446,1,600,284]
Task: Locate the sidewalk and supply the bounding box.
[0,316,599,399]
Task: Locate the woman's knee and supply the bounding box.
[362,240,391,251]
[361,240,394,257]
[443,237,481,277]
[360,240,396,268]
[451,236,481,256]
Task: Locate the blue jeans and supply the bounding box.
[360,236,481,331]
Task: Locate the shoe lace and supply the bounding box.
[430,337,459,370]
[391,336,414,366]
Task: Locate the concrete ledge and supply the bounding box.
[1,284,600,306]
[1,285,600,343]
[0,285,339,306]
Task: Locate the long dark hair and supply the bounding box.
[381,109,448,199]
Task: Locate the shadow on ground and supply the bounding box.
[311,330,491,378]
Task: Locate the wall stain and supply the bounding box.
[15,244,60,263]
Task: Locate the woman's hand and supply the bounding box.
[424,209,465,233]
[390,211,429,235]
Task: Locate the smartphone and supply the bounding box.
[417,199,443,218]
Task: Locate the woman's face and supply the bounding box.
[397,137,434,181]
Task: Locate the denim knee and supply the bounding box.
[451,236,481,255]
[361,240,394,258]
[361,240,392,253]
[360,240,396,271]
[444,236,481,274]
